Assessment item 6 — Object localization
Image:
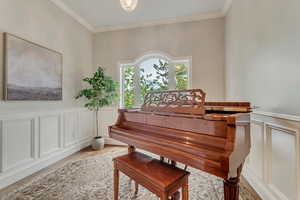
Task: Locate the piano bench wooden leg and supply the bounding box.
[171,160,177,166]
[223,177,239,200]
[160,193,169,200]
[182,177,189,200]
[128,146,135,153]
[170,191,180,200]
[114,168,119,200]
[127,146,136,186]
[134,181,139,196]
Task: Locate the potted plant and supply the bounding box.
[76,67,118,150]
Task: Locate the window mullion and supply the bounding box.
[168,62,176,90]
[120,66,125,108]
[133,64,141,107]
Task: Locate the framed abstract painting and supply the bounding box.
[3,33,63,101]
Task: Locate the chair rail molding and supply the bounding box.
[244,111,300,200]
[253,110,300,122]
[0,107,95,190]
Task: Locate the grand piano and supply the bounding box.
[109,89,251,200]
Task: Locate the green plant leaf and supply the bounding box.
[75,67,119,111]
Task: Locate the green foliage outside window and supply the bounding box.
[124,66,135,109]
[175,64,188,90]
[140,60,169,103]
[123,60,188,109]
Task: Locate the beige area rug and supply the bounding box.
[1,150,258,200]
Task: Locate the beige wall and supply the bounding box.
[94,19,225,101]
[0,0,93,112]
[226,0,300,115]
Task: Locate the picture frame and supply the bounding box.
[3,33,63,101]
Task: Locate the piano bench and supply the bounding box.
[113,152,190,200]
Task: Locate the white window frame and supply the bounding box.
[119,51,192,108]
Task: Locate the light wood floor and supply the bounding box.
[0,145,261,200]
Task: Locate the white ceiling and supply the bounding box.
[50,0,230,32]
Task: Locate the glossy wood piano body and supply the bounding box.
[109,89,251,200]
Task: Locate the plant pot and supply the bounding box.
[92,137,105,150]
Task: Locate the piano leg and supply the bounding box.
[223,163,244,200]
[170,191,180,200]
[171,160,177,166]
[223,177,239,200]
[128,145,135,153]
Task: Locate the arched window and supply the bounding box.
[120,52,191,108]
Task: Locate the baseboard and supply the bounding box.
[0,138,92,190]
[243,166,278,200]
[105,137,126,146]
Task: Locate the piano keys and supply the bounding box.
[109,89,251,200]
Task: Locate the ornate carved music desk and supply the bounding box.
[109,89,252,200]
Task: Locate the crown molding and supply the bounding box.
[49,0,96,32]
[222,0,233,15]
[49,0,231,34]
[95,11,224,33]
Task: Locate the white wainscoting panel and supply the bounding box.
[249,120,265,181]
[244,112,300,200]
[0,121,2,173]
[268,125,298,200]
[78,111,95,140]
[63,112,79,147]
[0,108,94,190]
[39,115,62,158]
[1,118,36,172]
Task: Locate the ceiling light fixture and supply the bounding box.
[120,0,138,12]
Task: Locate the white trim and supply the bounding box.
[49,0,95,32]
[253,110,300,122]
[119,66,125,108]
[95,11,224,33]
[243,167,278,200]
[222,0,233,15]
[118,51,192,78]
[0,107,87,121]
[105,138,126,146]
[133,61,141,106]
